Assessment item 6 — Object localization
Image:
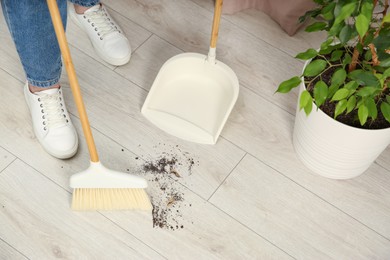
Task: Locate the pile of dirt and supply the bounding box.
[137,144,198,230]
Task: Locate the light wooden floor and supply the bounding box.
[1,0,390,259]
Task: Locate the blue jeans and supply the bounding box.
[1,0,99,87]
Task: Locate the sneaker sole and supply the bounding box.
[44,137,79,159]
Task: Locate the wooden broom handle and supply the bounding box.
[47,0,99,162]
[210,0,223,48]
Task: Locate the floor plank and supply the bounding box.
[0,20,25,81]
[0,159,164,259]
[0,239,27,260]
[0,68,150,199]
[102,181,292,259]
[377,147,390,171]
[60,45,247,200]
[0,0,389,258]
[0,145,15,173]
[210,154,390,259]
[191,0,326,57]
[0,30,245,201]
[0,40,283,259]
[222,85,390,239]
[0,70,288,259]
[114,34,179,91]
[105,0,304,112]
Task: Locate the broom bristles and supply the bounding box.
[72,188,152,211]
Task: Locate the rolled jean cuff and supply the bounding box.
[27,77,60,88]
[68,0,100,7]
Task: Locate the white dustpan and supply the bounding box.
[141,0,239,144]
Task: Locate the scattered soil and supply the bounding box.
[142,157,179,175]
[306,49,390,130]
[137,143,198,230]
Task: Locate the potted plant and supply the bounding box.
[277,0,390,179]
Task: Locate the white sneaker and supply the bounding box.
[24,83,78,159]
[68,3,131,66]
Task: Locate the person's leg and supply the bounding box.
[1,0,67,89]
[68,0,131,66]
[1,0,78,159]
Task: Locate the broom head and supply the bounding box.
[70,162,152,211]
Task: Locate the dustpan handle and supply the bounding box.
[208,0,223,63]
[47,0,99,162]
[210,0,223,48]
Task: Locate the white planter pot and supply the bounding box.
[293,83,390,179]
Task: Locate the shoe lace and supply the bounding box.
[39,92,67,129]
[85,6,119,39]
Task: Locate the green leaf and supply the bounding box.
[334,99,348,118]
[357,98,364,107]
[313,0,325,5]
[361,1,373,21]
[329,22,345,36]
[313,81,328,107]
[304,99,313,116]
[319,43,343,55]
[331,68,347,87]
[295,49,318,60]
[344,81,359,90]
[348,70,380,86]
[305,22,327,32]
[299,90,311,110]
[330,50,344,61]
[334,1,342,17]
[366,98,378,120]
[376,73,385,87]
[364,49,373,61]
[356,42,364,54]
[346,96,357,113]
[321,2,336,20]
[383,13,390,24]
[328,84,340,98]
[384,67,390,78]
[380,58,390,67]
[331,88,350,101]
[356,14,369,38]
[319,47,334,55]
[339,25,353,44]
[363,30,375,46]
[320,38,334,50]
[303,60,327,77]
[381,102,390,123]
[372,33,390,58]
[299,90,313,116]
[333,3,356,25]
[342,53,352,68]
[357,86,381,97]
[276,76,302,93]
[299,8,322,23]
[358,104,369,125]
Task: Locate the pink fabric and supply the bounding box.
[222,0,316,36]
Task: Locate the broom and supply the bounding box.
[46,0,152,211]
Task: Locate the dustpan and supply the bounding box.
[141,0,239,145]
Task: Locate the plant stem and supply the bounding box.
[306,63,342,88]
